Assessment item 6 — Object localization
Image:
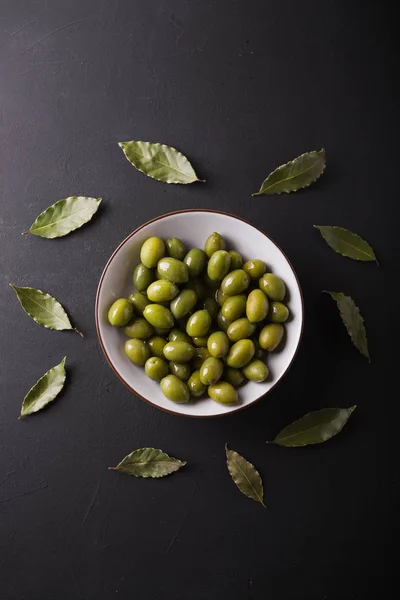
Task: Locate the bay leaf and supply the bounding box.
[272,406,356,447]
[109,448,186,478]
[314,225,377,263]
[20,357,67,418]
[324,291,369,360]
[10,284,83,337]
[26,196,101,239]
[225,445,265,507]
[252,149,326,196]
[118,140,204,184]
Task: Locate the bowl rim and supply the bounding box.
[95,208,304,418]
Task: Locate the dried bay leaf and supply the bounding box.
[109,448,186,478]
[118,140,204,184]
[272,406,356,447]
[225,445,265,507]
[324,291,369,360]
[26,196,101,238]
[314,225,377,263]
[20,357,67,418]
[252,149,325,196]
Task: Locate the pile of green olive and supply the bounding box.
[107,232,289,405]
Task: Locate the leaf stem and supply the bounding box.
[21,231,30,235]
[74,327,84,338]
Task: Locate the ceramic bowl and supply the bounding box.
[96,209,304,417]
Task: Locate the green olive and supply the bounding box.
[207,250,231,281]
[176,315,191,331]
[252,337,265,359]
[227,317,257,342]
[128,292,151,316]
[185,277,207,300]
[157,257,189,284]
[133,263,154,292]
[108,298,134,327]
[242,359,269,382]
[259,273,286,301]
[224,367,245,387]
[259,323,284,351]
[216,310,232,333]
[215,287,229,307]
[148,336,167,358]
[163,341,195,363]
[221,269,250,296]
[147,280,179,302]
[203,297,219,320]
[203,272,220,290]
[192,347,211,369]
[123,317,154,339]
[169,361,191,381]
[184,248,207,278]
[228,250,243,270]
[200,357,224,385]
[168,328,192,344]
[204,232,226,258]
[192,336,209,348]
[143,304,174,329]
[124,339,150,365]
[160,375,189,403]
[243,259,266,280]
[166,237,187,261]
[145,357,169,381]
[170,289,197,319]
[208,382,238,405]
[186,310,211,337]
[187,370,207,397]
[221,294,247,321]
[268,301,289,323]
[246,289,269,323]
[207,331,230,358]
[153,327,171,337]
[140,237,165,268]
[226,339,255,368]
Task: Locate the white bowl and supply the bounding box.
[95,210,304,417]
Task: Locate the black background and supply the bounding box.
[0,1,398,599]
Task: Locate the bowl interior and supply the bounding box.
[96,211,303,417]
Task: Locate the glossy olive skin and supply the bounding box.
[216,310,232,333]
[170,289,197,319]
[192,347,211,369]
[243,259,266,280]
[207,331,230,358]
[143,304,174,329]
[168,328,192,344]
[166,237,186,261]
[123,318,154,339]
[207,250,231,281]
[160,375,189,403]
[185,277,207,300]
[157,257,189,284]
[203,297,219,320]
[200,357,224,385]
[192,336,209,348]
[147,279,179,302]
[140,237,165,268]
[228,250,243,270]
[108,298,134,327]
[186,310,211,337]
[242,359,269,382]
[145,357,169,381]
[259,273,286,301]
[169,361,191,381]
[148,336,167,358]
[128,292,150,316]
[221,269,250,296]
[227,317,257,342]
[187,370,207,397]
[259,323,284,351]
[204,232,226,258]
[163,341,195,363]
[246,289,269,323]
[215,287,229,307]
[221,294,247,321]
[268,301,289,323]
[184,248,207,278]
[224,367,246,387]
[226,339,255,368]
[133,263,154,292]
[208,382,238,405]
[124,339,150,365]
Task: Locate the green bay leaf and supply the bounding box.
[225,445,265,507]
[314,225,377,263]
[272,406,356,447]
[109,448,186,478]
[27,196,101,238]
[10,284,83,336]
[20,357,67,418]
[324,291,369,360]
[252,149,326,196]
[118,140,204,184]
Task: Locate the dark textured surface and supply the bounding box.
[0,1,398,598]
